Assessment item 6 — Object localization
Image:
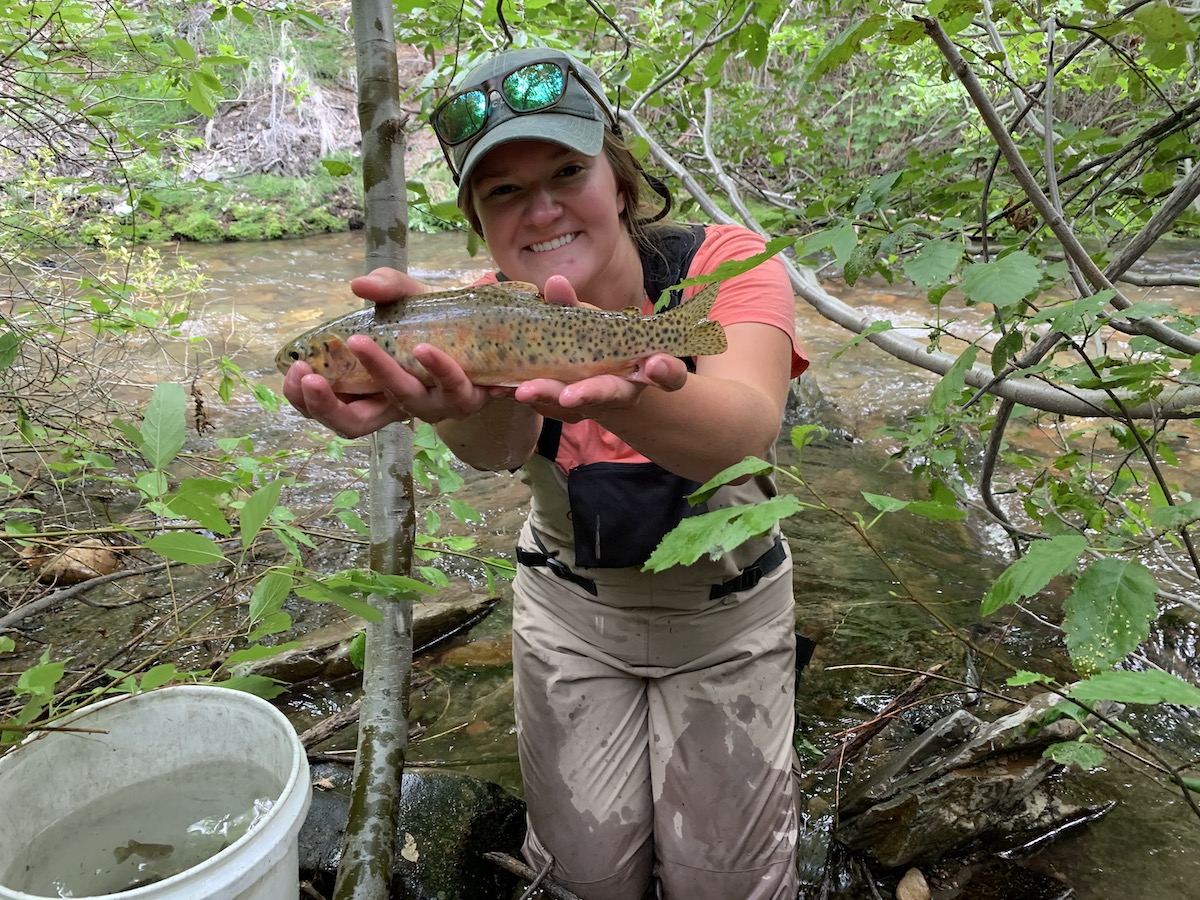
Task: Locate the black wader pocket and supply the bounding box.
[567,461,703,569]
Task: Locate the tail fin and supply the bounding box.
[658,282,727,357]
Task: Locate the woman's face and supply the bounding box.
[468,140,638,308]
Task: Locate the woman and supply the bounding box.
[284,46,808,900]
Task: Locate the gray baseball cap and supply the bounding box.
[437,48,616,194]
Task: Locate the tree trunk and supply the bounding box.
[335,2,413,898]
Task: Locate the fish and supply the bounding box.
[113,839,174,863]
[275,280,727,393]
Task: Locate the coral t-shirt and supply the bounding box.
[479,223,807,473]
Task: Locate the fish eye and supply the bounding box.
[289,350,301,360]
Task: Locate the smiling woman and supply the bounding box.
[281,45,809,900]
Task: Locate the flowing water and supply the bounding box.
[10,230,1200,897]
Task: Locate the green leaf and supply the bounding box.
[240,477,285,550]
[144,532,228,566]
[165,489,233,536]
[674,235,798,290]
[981,534,1087,615]
[843,237,882,287]
[139,383,187,469]
[0,331,20,372]
[689,456,775,504]
[218,675,288,699]
[808,14,886,78]
[139,664,178,692]
[958,251,1041,308]
[740,22,769,67]
[1007,670,1053,686]
[335,509,370,534]
[295,582,384,622]
[1063,559,1157,674]
[862,493,968,521]
[348,631,366,671]
[0,636,14,654]
[320,158,354,176]
[904,240,962,290]
[17,658,66,695]
[248,569,293,625]
[247,612,292,642]
[332,490,360,509]
[644,498,801,572]
[929,345,978,415]
[1069,668,1200,707]
[1044,740,1107,771]
[223,642,303,668]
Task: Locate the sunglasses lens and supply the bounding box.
[502,62,566,112]
[436,89,489,144]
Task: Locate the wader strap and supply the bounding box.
[517,530,787,602]
[516,528,599,596]
[708,533,787,601]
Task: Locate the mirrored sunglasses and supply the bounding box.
[432,59,618,150]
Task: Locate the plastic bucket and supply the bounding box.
[0,685,311,900]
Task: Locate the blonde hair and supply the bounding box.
[458,130,673,255]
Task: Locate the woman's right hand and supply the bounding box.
[281,267,496,437]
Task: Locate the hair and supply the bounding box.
[456,129,674,255]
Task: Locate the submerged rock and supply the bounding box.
[299,766,526,899]
[835,694,1111,869]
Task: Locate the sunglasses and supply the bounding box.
[432,59,620,175]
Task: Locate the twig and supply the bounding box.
[808,665,944,773]
[483,852,584,900]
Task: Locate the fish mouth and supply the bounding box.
[528,232,578,254]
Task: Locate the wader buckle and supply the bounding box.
[516,533,599,596]
[708,534,786,601]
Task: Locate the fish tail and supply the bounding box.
[661,282,728,357]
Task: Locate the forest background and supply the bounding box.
[3,0,1200,866]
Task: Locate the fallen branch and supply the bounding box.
[300,698,362,750]
[0,561,171,631]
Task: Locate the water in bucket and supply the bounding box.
[3,761,279,896]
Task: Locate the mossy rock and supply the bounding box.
[299,767,526,900]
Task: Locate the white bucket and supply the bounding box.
[0,685,311,900]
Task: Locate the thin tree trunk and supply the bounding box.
[335,2,413,897]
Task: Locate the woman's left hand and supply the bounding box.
[512,275,689,419]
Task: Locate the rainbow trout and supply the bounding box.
[275,281,727,393]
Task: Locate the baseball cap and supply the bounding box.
[437,47,617,194]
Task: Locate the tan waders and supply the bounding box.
[512,521,800,900]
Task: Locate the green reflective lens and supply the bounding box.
[433,60,581,150]
[436,89,489,144]
[502,63,566,112]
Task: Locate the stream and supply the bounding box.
[10,229,1200,897]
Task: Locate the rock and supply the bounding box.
[299,766,526,899]
[835,693,1110,868]
[896,867,931,900]
[929,856,1074,900]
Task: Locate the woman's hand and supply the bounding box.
[282,267,494,437]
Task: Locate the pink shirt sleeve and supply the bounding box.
[682,224,808,378]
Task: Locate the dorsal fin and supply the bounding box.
[493,280,540,294]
